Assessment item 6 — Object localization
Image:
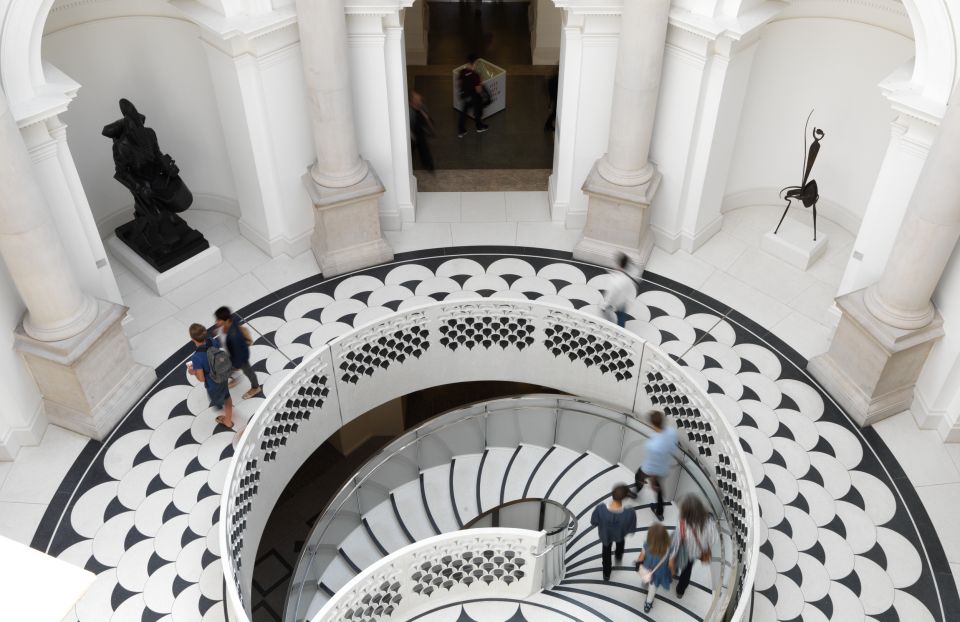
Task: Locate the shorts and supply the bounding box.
[206,382,230,410]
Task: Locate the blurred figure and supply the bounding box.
[590,484,637,581]
[187,323,234,429]
[669,495,718,599]
[457,53,489,138]
[544,69,559,132]
[629,410,677,521]
[214,306,261,400]
[601,252,637,327]
[409,89,436,172]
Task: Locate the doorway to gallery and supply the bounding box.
[406,0,559,191]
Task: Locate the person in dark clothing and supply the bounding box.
[214,306,262,400]
[590,484,637,581]
[544,69,559,131]
[457,53,489,138]
[410,89,435,172]
[187,323,233,428]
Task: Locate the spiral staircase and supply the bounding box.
[287,397,723,622]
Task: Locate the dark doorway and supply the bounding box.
[408,1,557,190]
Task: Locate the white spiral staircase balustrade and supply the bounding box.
[219,299,760,622]
[314,529,547,622]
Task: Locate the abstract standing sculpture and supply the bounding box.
[774,110,826,241]
[103,99,209,272]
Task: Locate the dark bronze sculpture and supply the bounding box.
[103,99,208,272]
[774,110,825,241]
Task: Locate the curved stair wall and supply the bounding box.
[219,299,760,622]
[291,396,733,622]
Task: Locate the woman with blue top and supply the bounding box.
[635,522,672,613]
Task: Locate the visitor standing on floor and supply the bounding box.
[457,53,489,138]
[669,495,718,599]
[635,522,672,613]
[601,252,637,327]
[214,306,262,400]
[544,69,559,132]
[410,89,436,172]
[590,484,637,581]
[187,323,234,429]
[629,409,677,521]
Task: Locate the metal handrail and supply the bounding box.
[463,497,578,538]
[286,395,737,622]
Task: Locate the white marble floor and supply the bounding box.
[2,191,958,606]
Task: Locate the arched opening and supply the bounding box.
[714,2,920,359]
[404,0,562,193]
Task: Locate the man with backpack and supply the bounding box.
[187,323,234,429]
[457,53,489,138]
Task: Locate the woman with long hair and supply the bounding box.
[635,522,672,612]
[669,495,718,598]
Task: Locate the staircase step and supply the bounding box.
[391,480,438,541]
[363,498,414,552]
[451,453,482,525]
[421,463,461,532]
[524,445,583,497]
[501,444,550,501]
[478,447,515,512]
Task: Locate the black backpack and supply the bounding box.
[206,345,232,385]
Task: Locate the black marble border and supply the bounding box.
[29,246,960,620]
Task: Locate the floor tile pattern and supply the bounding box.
[33,249,958,622]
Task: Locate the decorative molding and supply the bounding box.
[0,400,48,462]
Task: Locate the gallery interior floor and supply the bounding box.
[2,195,959,622]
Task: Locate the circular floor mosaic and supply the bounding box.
[32,249,958,622]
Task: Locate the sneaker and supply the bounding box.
[476,124,489,133]
[457,131,467,138]
[644,602,653,613]
[602,573,610,582]
[655,510,664,522]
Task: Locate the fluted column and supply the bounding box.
[864,93,960,329]
[596,0,670,187]
[293,0,393,276]
[573,0,671,269]
[0,88,96,342]
[295,0,368,188]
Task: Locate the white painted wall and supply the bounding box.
[0,268,44,460]
[724,18,914,224]
[41,16,239,236]
[917,244,960,440]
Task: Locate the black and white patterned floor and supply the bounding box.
[30,248,960,622]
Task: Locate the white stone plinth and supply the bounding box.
[574,162,660,270]
[106,235,223,296]
[15,300,157,441]
[304,165,394,277]
[761,218,828,270]
[808,288,944,427]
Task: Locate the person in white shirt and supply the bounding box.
[601,253,637,327]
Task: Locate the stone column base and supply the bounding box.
[14,300,156,441]
[574,162,661,269]
[807,288,943,427]
[303,164,394,277]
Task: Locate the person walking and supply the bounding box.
[590,484,637,581]
[601,252,637,327]
[410,89,436,172]
[457,53,489,138]
[187,323,234,428]
[214,306,262,400]
[635,522,672,613]
[630,410,677,521]
[669,495,718,599]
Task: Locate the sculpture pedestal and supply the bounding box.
[807,288,943,427]
[574,162,661,269]
[106,235,223,296]
[304,166,394,277]
[14,300,156,441]
[761,217,828,270]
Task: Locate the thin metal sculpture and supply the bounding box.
[774,110,825,241]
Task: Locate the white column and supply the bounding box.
[573,0,670,268]
[296,0,368,188]
[864,91,960,329]
[0,88,96,342]
[383,11,417,224]
[596,0,670,187]
[295,0,393,276]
